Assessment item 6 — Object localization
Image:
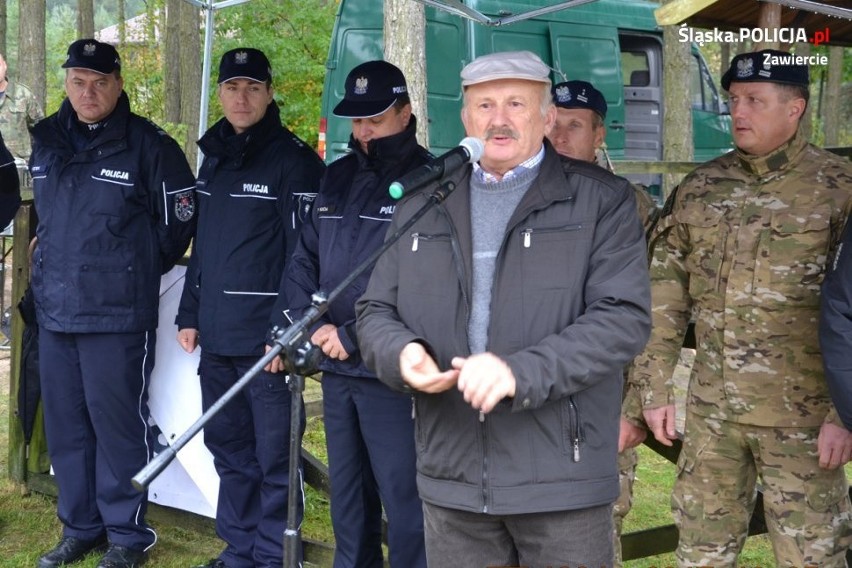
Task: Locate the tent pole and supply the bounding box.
[197,1,216,173]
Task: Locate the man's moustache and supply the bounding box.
[485,127,519,140]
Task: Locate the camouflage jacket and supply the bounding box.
[632,130,852,427]
[0,80,43,160]
[595,156,661,427]
[622,183,659,426]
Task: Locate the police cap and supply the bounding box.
[552,80,607,119]
[217,48,272,84]
[333,60,408,119]
[721,49,809,91]
[62,39,121,75]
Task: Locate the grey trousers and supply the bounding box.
[423,501,614,568]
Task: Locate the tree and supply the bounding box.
[118,0,126,44]
[17,0,46,111]
[661,0,692,196]
[755,4,781,51]
[823,45,843,147]
[164,0,181,124]
[178,0,201,168]
[77,0,94,39]
[795,42,813,141]
[384,0,428,148]
[719,42,729,81]
[0,0,7,57]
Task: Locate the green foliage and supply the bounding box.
[44,5,78,114]
[212,0,338,148]
[23,0,336,150]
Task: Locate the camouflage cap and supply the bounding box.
[721,49,809,91]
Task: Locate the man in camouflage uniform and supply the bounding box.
[0,52,43,160]
[633,49,852,567]
[548,79,656,567]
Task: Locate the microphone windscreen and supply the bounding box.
[459,137,485,162]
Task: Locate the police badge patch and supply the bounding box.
[174,189,195,222]
[295,192,317,223]
[555,85,571,104]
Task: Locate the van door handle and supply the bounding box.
[609,122,625,131]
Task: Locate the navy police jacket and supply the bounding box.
[176,104,325,356]
[29,93,196,333]
[0,131,21,228]
[820,213,852,431]
[276,117,431,378]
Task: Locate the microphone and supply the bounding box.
[389,137,484,199]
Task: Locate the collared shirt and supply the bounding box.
[473,144,545,184]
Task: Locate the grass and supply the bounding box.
[1,353,848,567]
[0,365,334,567]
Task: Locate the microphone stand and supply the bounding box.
[132,178,459,568]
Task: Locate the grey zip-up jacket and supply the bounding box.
[356,142,651,515]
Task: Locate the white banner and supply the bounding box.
[147,265,219,518]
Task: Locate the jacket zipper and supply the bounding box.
[521,223,585,248]
[481,416,489,513]
[410,231,451,252]
[431,205,485,510]
[568,395,581,462]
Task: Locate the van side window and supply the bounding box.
[622,51,650,87]
[689,54,721,113]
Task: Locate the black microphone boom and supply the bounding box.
[388,137,484,199]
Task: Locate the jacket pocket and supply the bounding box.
[804,473,849,513]
[88,171,138,217]
[677,202,725,299]
[518,222,594,294]
[399,232,455,298]
[76,262,135,315]
[754,206,830,306]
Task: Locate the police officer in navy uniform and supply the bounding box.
[273,60,429,568]
[175,48,324,568]
[29,39,196,568]
[0,130,21,226]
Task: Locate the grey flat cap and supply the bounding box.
[461,51,551,87]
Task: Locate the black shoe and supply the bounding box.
[192,560,227,568]
[95,545,147,568]
[37,536,108,567]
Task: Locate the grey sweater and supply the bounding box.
[468,166,540,353]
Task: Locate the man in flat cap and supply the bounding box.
[634,48,852,566]
[549,79,657,567]
[275,59,429,568]
[175,48,325,568]
[357,50,651,567]
[29,39,196,568]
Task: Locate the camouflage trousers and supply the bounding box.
[673,410,851,568]
[612,447,638,568]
